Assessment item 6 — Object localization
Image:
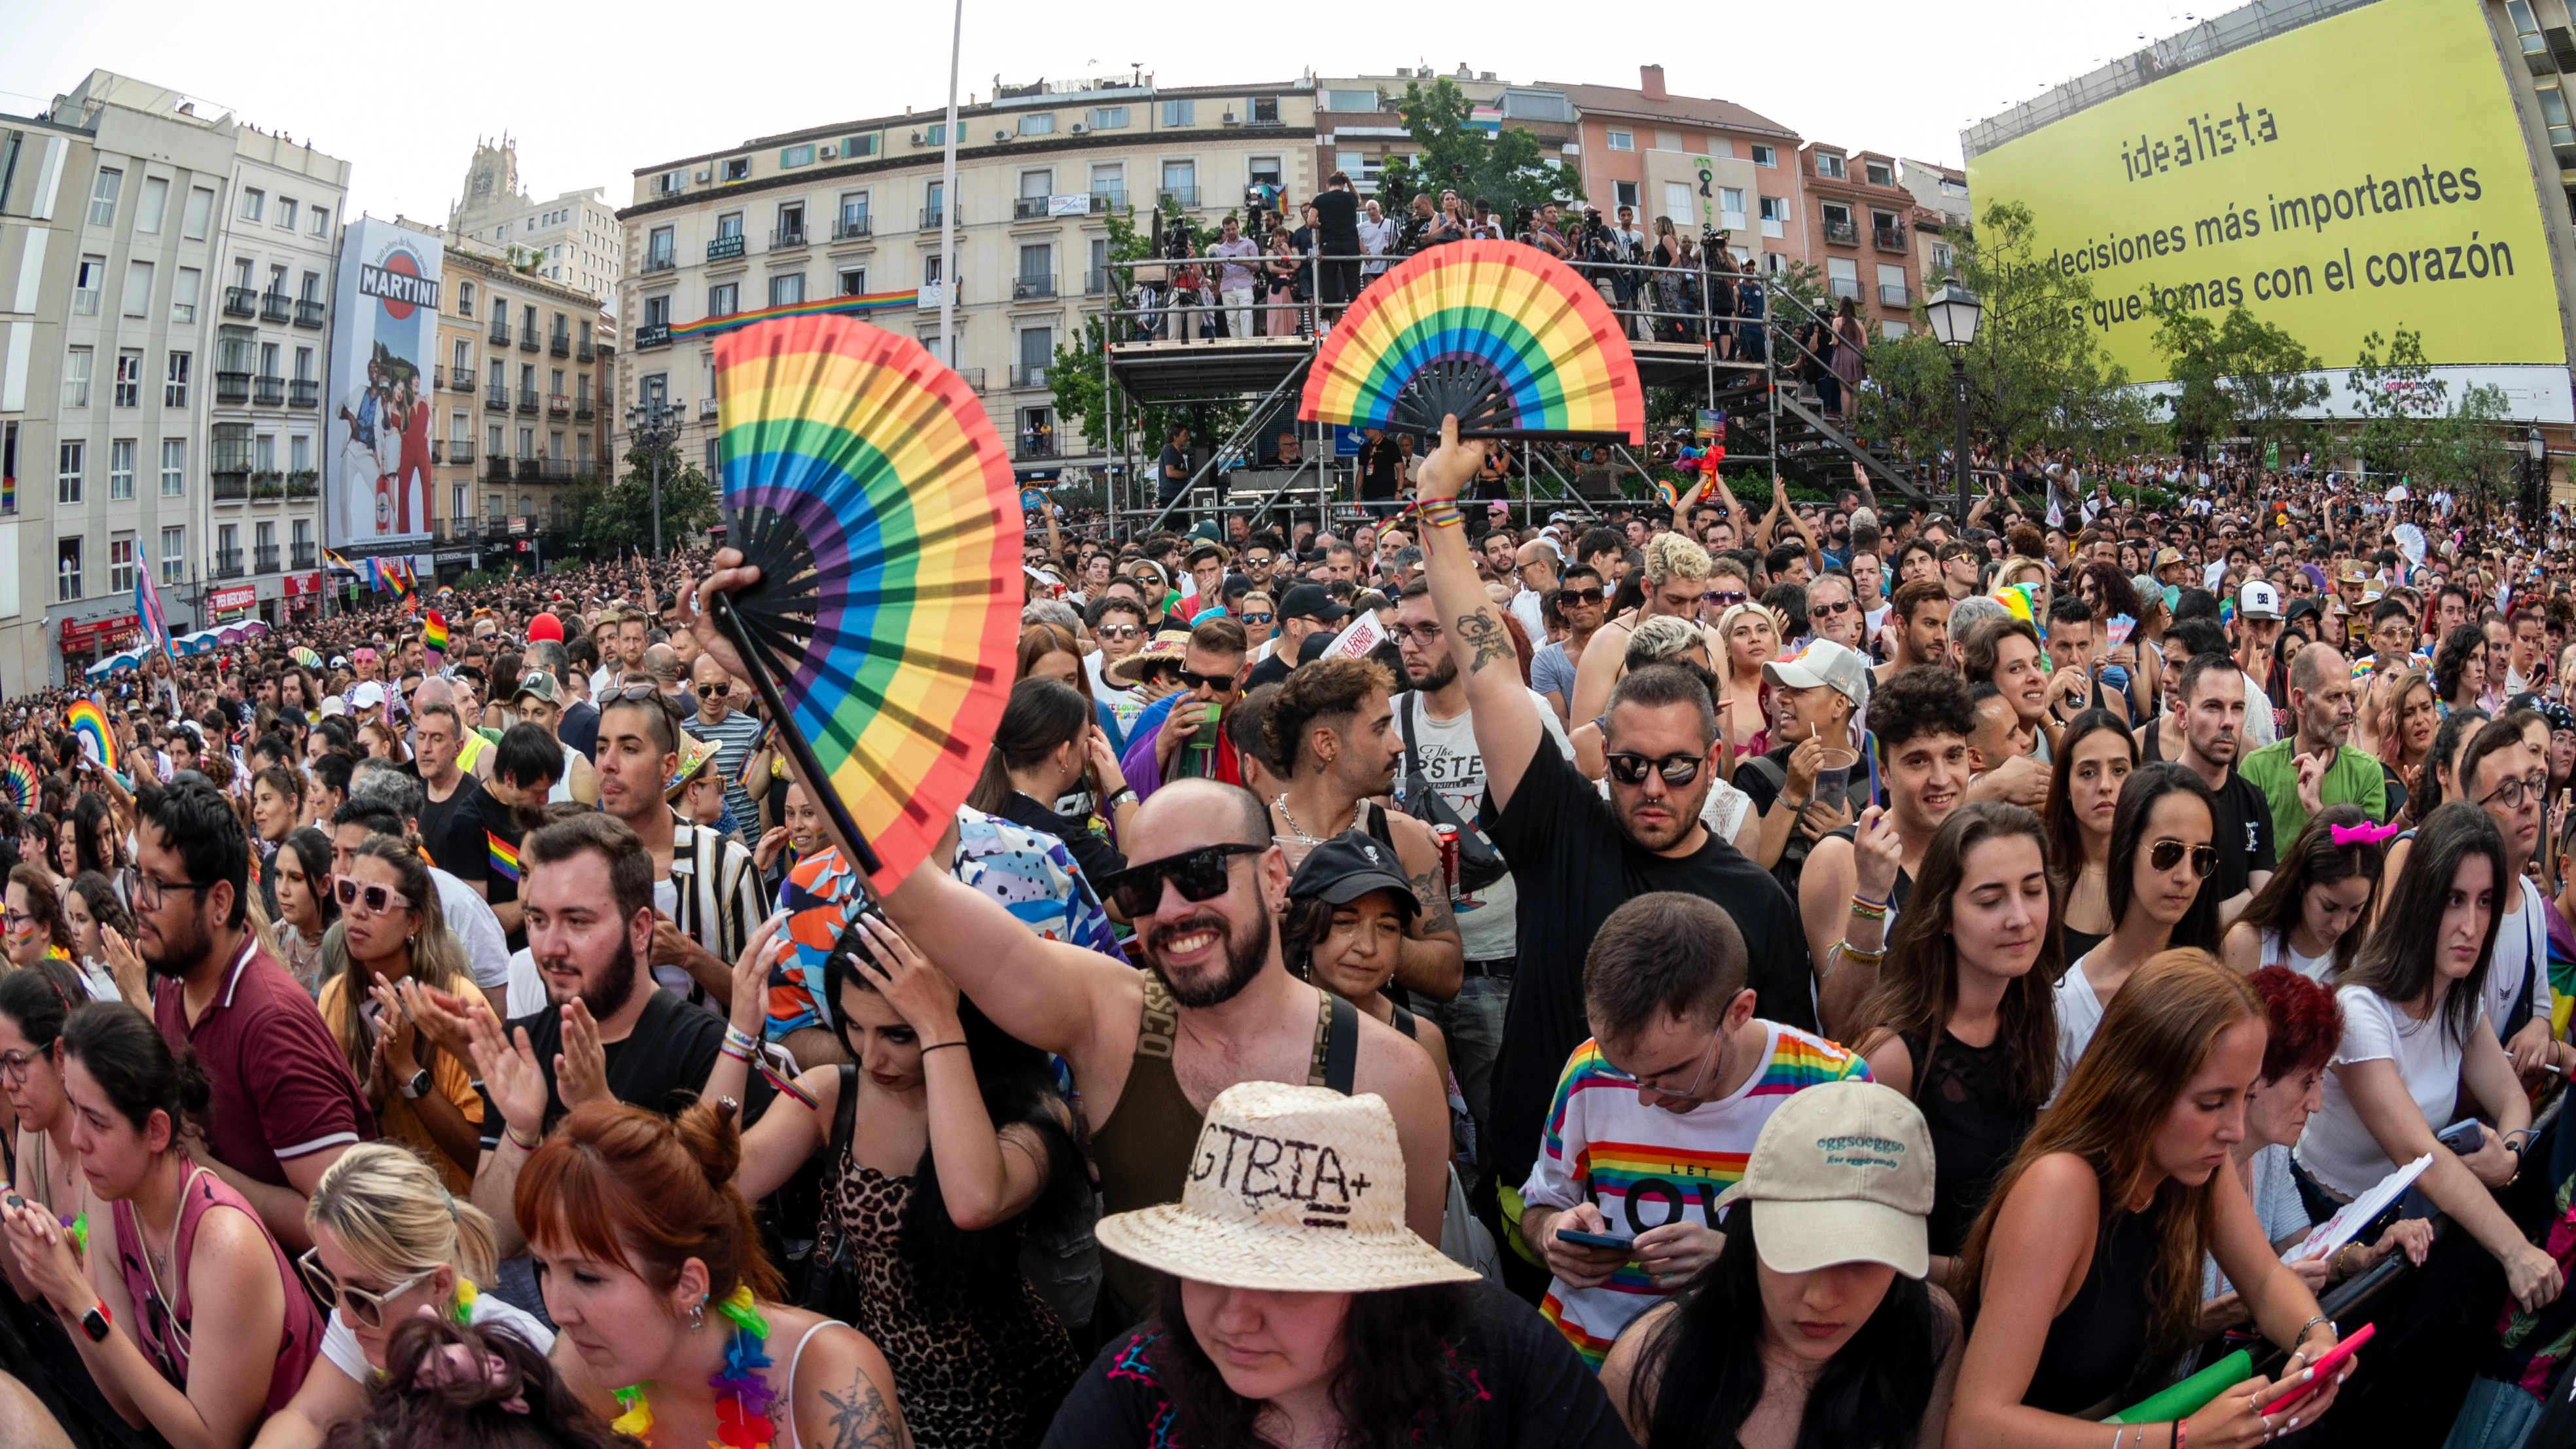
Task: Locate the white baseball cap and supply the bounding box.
[1715,1080,1936,1278]
[2238,581,2282,620]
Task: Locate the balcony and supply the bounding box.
[518,326,540,351]
[1085,268,1109,295]
[641,252,676,276]
[516,387,539,414]
[486,457,514,483]
[597,342,613,361]
[215,370,252,404]
[488,319,510,344]
[445,440,474,465]
[254,546,279,573]
[1015,435,1058,461]
[211,550,245,579]
[223,286,258,318]
[707,234,745,262]
[548,393,570,417]
[295,298,325,329]
[1878,283,1910,308]
[541,458,579,480]
[1013,196,1051,221]
[1090,187,1126,211]
[289,379,319,408]
[770,224,808,250]
[516,457,546,482]
[1872,224,1907,253]
[832,216,872,241]
[212,471,249,501]
[1822,219,1860,247]
[1012,273,1058,301]
[575,399,595,421]
[484,390,508,412]
[1009,364,1048,388]
[285,469,318,499]
[1157,186,1200,209]
[919,207,959,230]
[577,342,595,363]
[956,367,986,391]
[450,367,477,393]
[633,321,670,349]
[1828,276,1863,301]
[260,292,292,325]
[292,543,317,569]
[254,375,285,406]
[549,331,570,357]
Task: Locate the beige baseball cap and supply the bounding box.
[1714,1080,1935,1278]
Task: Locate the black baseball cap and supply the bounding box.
[1278,583,1351,623]
[1287,832,1420,915]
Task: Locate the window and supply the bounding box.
[922,253,943,288]
[1018,326,1053,378]
[1751,145,1777,168]
[645,226,674,270]
[123,260,152,317]
[1939,176,1968,198]
[1655,131,1683,152]
[160,440,185,496]
[643,294,671,329]
[1870,208,1901,237]
[456,280,476,318]
[845,133,879,157]
[1323,90,1378,112]
[1090,106,1129,130]
[920,123,946,145]
[709,282,740,317]
[165,351,190,406]
[1162,99,1195,126]
[489,358,505,394]
[1248,156,1283,190]
[310,206,331,237]
[57,442,82,504]
[768,272,804,308]
[925,180,944,219]
[109,440,134,499]
[1499,89,1571,121]
[487,423,503,456]
[1605,130,1634,152]
[136,175,168,234]
[776,201,806,242]
[1821,202,1853,229]
[58,540,81,601]
[171,267,200,325]
[160,528,184,583]
[839,266,869,296]
[722,157,751,183]
[1878,262,1909,306]
[88,167,122,226]
[1613,181,1638,209]
[217,525,237,568]
[293,346,313,384]
[1759,196,1787,238]
[1664,181,1694,226]
[1019,169,1054,204]
[1020,113,1055,135]
[276,197,297,230]
[181,186,213,240]
[1930,240,1956,272]
[255,433,275,473]
[779,143,815,168]
[240,187,264,221]
[1816,153,1846,179]
[1018,241,1052,279]
[837,192,870,232]
[1249,96,1279,124]
[114,351,141,407]
[1826,257,1860,299]
[1161,159,1196,203]
[63,348,92,409]
[516,427,533,459]
[716,211,743,240]
[1090,162,1125,201]
[109,535,135,594]
[73,255,104,315]
[1865,160,1894,187]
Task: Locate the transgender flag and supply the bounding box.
[134,545,168,648]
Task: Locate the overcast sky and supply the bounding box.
[5,0,2227,224]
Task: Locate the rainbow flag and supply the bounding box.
[65,700,115,772]
[669,289,920,344]
[486,831,522,884]
[1989,582,2040,624]
[423,610,448,669]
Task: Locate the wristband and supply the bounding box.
[1778,795,1810,813]
[721,1024,760,1055]
[1417,501,1464,531]
[1848,894,1889,921]
[503,1123,543,1153]
[718,1041,754,1064]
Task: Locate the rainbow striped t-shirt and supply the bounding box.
[1520,1022,1868,1368]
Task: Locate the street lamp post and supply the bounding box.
[625,394,686,558]
[1924,279,1982,526]
[2525,424,2548,530]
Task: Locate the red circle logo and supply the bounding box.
[380,251,422,321]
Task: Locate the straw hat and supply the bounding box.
[1093,1081,1478,1293]
[666,734,722,798]
[1105,628,1194,689]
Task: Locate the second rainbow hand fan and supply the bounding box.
[1299,240,1643,443]
[708,315,1023,895]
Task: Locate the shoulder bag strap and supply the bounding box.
[831,1064,859,1153]
[1400,693,1424,793]
[1322,992,1361,1096]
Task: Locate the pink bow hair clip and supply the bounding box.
[2329,820,2403,848]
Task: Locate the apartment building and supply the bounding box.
[1899,158,1971,295]
[450,138,624,312]
[429,241,615,569]
[616,75,1317,482]
[1545,65,1804,272]
[1796,143,1923,336]
[0,70,340,690]
[1307,67,1580,200]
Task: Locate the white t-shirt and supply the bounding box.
[2483,876,2551,1041]
[1387,687,1573,964]
[1508,588,1548,649]
[318,1288,554,1384]
[2256,929,2333,984]
[2239,672,2279,750]
[504,946,547,1020]
[2054,951,2109,1084]
[651,877,687,995]
[433,867,511,990]
[2297,986,2467,1198]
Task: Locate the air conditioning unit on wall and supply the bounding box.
[820,145,838,159]
[693,170,710,183]
[1070,122,1086,134]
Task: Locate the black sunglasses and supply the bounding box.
[1604,751,1704,787]
[1175,668,1236,692]
[1097,843,1264,918]
[2148,839,2219,879]
[1560,588,1605,605]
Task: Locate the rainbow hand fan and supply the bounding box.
[65,701,115,772]
[1300,240,1643,443]
[289,646,324,670]
[706,315,1022,895]
[1,757,35,812]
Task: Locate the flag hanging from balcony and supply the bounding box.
[134,546,168,649]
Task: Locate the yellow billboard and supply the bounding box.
[1965,0,2565,382]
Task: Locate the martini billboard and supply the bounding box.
[324,219,443,547]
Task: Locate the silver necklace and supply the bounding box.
[1272,792,1361,842]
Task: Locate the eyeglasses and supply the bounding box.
[2147,839,2219,879]
[1604,751,1705,787]
[1096,624,1142,641]
[1810,598,1855,617]
[1238,612,1275,626]
[120,866,212,914]
[298,1248,435,1332]
[2481,771,2551,809]
[599,683,668,705]
[1704,589,1748,607]
[1596,1028,1723,1101]
[0,1043,52,1084]
[1096,842,1265,918]
[0,910,29,931]
[1388,623,1444,647]
[335,878,403,916]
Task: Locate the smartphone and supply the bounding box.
[2436,1118,2486,1154]
[1554,1228,1635,1251]
[2257,1321,2374,1416]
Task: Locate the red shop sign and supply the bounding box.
[281,571,323,598]
[59,613,141,651]
[208,585,258,615]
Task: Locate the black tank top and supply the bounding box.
[1897,1026,2037,1257]
[2026,1198,2164,1415]
[2139,715,2168,763]
[2060,925,2109,967]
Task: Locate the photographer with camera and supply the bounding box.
[1359,198,1399,286]
[1166,228,1209,344]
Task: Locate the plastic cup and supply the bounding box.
[1812,747,1857,808]
[1193,698,1225,749]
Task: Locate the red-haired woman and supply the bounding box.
[2198,966,2431,1328]
[510,1098,910,1449]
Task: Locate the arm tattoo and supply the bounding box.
[1454,611,1514,675]
[821,1377,901,1449]
[1410,866,1459,939]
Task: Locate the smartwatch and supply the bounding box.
[79,1300,111,1344]
[401,1068,433,1101]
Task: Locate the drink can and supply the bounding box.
[1431,823,1460,897]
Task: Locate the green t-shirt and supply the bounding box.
[2236,738,2387,849]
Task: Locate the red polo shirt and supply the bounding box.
[154,937,374,1187]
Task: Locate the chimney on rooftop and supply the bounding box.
[1640,64,1667,101]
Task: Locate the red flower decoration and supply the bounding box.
[712,1394,776,1448]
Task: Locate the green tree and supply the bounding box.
[582,437,719,556]
[1044,202,1246,491]
[1374,78,1584,217]
[2149,300,2327,463]
[1857,201,2152,476]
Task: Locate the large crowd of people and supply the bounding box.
[3,423,2576,1448]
